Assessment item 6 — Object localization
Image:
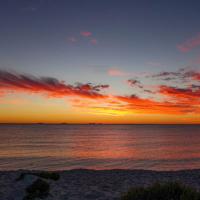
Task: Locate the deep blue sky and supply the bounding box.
[1,0,200,89]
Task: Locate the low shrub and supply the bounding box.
[36,171,60,181]
[23,178,50,200]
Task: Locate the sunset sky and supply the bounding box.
[0,0,200,124]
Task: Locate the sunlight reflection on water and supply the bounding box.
[0,125,200,170]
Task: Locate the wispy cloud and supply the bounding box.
[127,79,154,94]
[80,31,92,37]
[127,79,143,88]
[68,31,98,45]
[177,33,200,52]
[150,67,200,82]
[108,68,130,77]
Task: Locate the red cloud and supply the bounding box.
[80,31,92,37]
[159,85,200,104]
[78,88,200,115]
[192,71,200,80]
[0,70,109,99]
[1,69,200,116]
[177,33,200,52]
[116,95,196,115]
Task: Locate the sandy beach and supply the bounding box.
[1,169,200,200]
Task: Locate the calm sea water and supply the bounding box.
[0,125,200,171]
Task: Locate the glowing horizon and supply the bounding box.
[0,68,200,124]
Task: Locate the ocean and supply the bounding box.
[0,124,200,171]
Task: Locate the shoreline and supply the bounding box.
[1,169,200,199]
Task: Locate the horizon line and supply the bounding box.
[0,123,199,125]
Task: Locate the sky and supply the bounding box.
[0,0,200,124]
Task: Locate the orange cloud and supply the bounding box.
[159,85,200,104]
[1,69,200,117]
[116,95,196,115]
[70,89,200,116]
[0,70,109,99]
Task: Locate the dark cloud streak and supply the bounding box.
[0,70,109,99]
